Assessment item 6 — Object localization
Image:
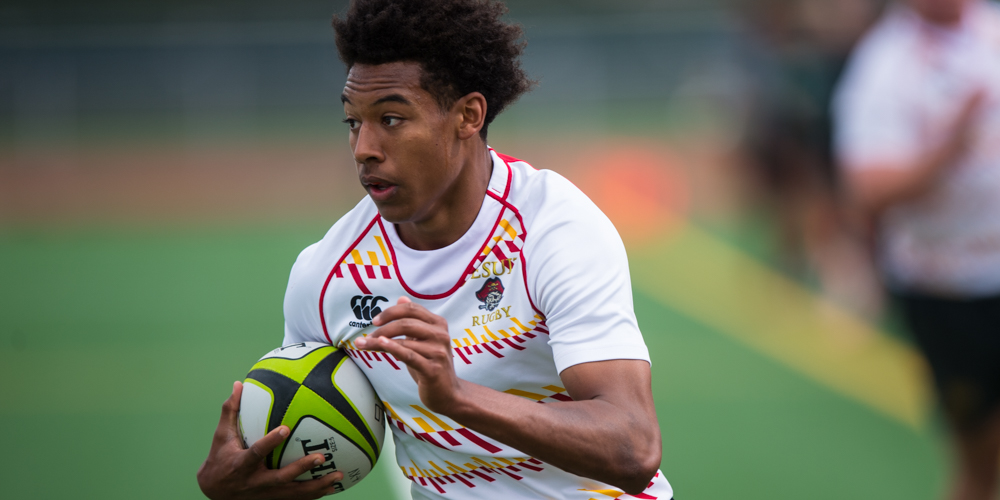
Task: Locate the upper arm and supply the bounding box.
[560,359,655,413]
[560,358,662,476]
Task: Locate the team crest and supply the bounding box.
[475,277,504,311]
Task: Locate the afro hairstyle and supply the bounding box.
[333,0,534,138]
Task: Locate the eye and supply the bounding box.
[342,118,360,131]
[382,116,402,127]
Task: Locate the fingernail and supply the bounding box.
[279,427,289,437]
[372,314,381,325]
[314,457,324,466]
[355,338,367,348]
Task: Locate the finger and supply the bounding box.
[366,317,444,342]
[272,452,330,483]
[366,336,434,372]
[213,381,243,446]
[371,297,441,327]
[355,318,445,351]
[360,333,447,360]
[241,425,290,469]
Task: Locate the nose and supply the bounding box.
[353,122,384,166]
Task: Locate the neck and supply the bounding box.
[396,141,493,251]
[914,1,970,28]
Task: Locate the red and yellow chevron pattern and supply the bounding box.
[340,337,403,370]
[382,402,504,454]
[579,472,664,499]
[401,455,546,495]
[452,314,548,364]
[333,235,394,287]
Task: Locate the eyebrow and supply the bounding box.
[374,94,412,106]
[340,93,413,106]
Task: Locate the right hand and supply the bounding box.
[196,381,344,500]
[940,89,987,167]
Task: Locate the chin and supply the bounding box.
[371,203,411,225]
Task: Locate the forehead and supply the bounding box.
[342,62,430,105]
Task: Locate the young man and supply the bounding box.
[834,0,1000,498]
[197,1,672,498]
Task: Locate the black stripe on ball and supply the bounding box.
[302,350,380,457]
[246,368,301,468]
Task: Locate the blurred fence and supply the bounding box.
[0,1,739,147]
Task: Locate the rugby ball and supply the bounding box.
[238,342,386,492]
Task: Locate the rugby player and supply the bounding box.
[198,1,672,498]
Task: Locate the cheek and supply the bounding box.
[400,137,447,180]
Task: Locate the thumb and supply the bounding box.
[397,296,412,305]
[212,381,244,447]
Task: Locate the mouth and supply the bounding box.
[361,176,399,201]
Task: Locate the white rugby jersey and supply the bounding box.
[834,0,1000,296]
[282,149,673,499]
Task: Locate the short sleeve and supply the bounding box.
[834,23,922,170]
[523,174,650,374]
[282,242,327,346]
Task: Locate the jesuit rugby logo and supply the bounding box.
[475,277,504,311]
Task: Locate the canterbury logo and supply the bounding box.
[351,295,387,321]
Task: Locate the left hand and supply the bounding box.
[353,297,463,413]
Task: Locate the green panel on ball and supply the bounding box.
[251,346,335,384]
[284,385,379,465]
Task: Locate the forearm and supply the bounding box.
[444,379,661,494]
[849,152,950,215]
[848,124,973,216]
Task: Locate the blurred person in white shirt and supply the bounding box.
[834,0,1000,498]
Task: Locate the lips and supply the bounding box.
[361,175,399,202]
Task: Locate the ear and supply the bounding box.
[453,92,487,141]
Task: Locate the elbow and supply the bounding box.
[610,442,662,495]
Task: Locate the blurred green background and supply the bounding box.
[0,0,951,498]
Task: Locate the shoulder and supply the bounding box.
[504,159,612,238]
[499,152,627,281]
[976,1,1000,43]
[838,8,917,96]
[983,0,1000,23]
[290,197,379,278]
[493,153,622,260]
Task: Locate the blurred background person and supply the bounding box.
[834,0,1000,498]
[739,0,884,317]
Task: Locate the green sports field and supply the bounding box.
[0,198,948,499]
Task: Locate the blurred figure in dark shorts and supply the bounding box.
[742,0,883,316]
[834,0,1000,498]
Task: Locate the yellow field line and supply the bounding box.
[629,222,931,429]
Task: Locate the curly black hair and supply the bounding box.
[333,0,534,138]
